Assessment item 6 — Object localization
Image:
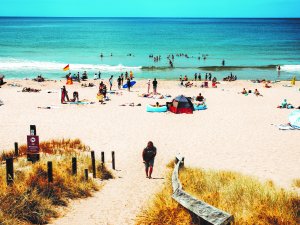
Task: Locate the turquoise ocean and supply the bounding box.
[0,17,300,80]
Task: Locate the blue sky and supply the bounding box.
[0,0,299,17]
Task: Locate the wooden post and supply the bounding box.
[30,125,36,135]
[14,142,19,157]
[72,157,77,176]
[112,151,115,170]
[84,169,89,181]
[6,158,14,185]
[91,151,96,178]
[47,161,53,183]
[181,157,185,167]
[101,151,105,164]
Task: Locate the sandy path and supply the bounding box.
[51,160,165,225]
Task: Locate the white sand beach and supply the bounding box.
[0,79,299,224]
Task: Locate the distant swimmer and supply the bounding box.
[277,65,281,71]
[100,53,103,58]
[222,59,225,66]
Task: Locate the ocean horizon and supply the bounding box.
[0,17,299,80]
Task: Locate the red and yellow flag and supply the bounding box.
[63,64,70,71]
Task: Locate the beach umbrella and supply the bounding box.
[288,110,300,129]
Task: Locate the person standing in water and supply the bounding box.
[222,59,225,66]
[142,141,157,179]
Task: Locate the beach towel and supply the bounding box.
[38,105,60,109]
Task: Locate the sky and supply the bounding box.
[0,0,299,17]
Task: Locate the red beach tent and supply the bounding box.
[169,95,194,114]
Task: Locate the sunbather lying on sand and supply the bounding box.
[37,106,60,109]
[240,88,247,94]
[119,103,141,107]
[150,102,165,107]
[22,87,41,92]
[185,81,193,88]
[264,82,272,88]
[254,89,263,96]
[81,83,95,87]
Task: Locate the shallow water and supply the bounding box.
[0,17,299,80]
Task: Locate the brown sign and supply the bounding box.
[27,135,40,154]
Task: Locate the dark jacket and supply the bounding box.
[142,146,157,162]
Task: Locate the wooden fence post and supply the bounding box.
[30,125,36,135]
[6,158,14,185]
[101,151,105,164]
[91,151,96,178]
[112,151,115,170]
[14,142,19,157]
[47,161,53,183]
[72,157,77,176]
[84,169,89,181]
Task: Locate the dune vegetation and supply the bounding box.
[293,179,300,189]
[0,139,113,224]
[136,164,300,225]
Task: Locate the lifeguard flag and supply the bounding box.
[63,64,70,71]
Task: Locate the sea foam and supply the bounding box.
[0,58,141,72]
[280,65,300,72]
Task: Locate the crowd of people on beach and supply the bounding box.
[223,73,237,81]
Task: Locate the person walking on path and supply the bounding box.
[152,78,158,95]
[142,141,157,179]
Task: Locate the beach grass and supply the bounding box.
[293,179,300,188]
[0,139,113,224]
[136,165,300,225]
[0,138,90,162]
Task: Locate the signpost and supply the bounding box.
[27,125,40,162]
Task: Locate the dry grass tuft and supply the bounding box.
[293,179,300,188]
[96,163,114,180]
[136,167,300,225]
[0,139,112,224]
[166,160,175,169]
[0,138,90,162]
